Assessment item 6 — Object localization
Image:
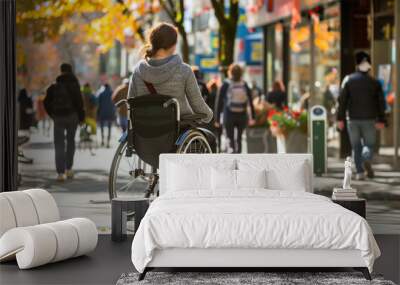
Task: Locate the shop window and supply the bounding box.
[289,24,310,109]
[314,11,341,129]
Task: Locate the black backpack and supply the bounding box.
[46,82,74,117]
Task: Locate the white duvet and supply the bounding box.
[131,190,380,273]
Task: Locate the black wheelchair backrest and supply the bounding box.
[128,94,178,168]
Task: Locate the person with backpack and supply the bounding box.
[215,64,256,153]
[128,22,213,124]
[44,63,85,182]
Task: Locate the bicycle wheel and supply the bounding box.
[108,140,152,200]
[176,130,213,153]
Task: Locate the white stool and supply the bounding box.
[0,189,98,269]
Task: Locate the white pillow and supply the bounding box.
[167,160,236,192]
[211,168,236,190]
[211,169,267,191]
[238,159,309,191]
[266,166,307,191]
[168,163,210,191]
[236,169,267,189]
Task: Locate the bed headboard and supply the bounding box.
[159,154,314,195]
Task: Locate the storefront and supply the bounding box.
[248,0,341,109]
[371,0,396,147]
[247,0,400,161]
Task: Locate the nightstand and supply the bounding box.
[332,198,366,218]
[111,197,150,242]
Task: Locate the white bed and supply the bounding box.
[131,154,380,280]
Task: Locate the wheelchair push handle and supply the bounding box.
[163,98,180,122]
[115,99,128,108]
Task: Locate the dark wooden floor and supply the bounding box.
[1,235,398,285]
[0,235,134,285]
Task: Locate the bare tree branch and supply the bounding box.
[160,0,177,25]
[177,0,184,25]
[210,0,227,26]
[228,0,239,29]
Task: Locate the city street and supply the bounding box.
[19,125,400,235]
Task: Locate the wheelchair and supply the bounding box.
[108,94,216,200]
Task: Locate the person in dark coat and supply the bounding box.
[192,66,210,104]
[337,51,386,180]
[97,83,115,148]
[44,63,85,181]
[18,88,34,131]
[266,80,287,110]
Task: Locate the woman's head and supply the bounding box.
[60,63,73,74]
[272,80,285,93]
[228,63,243,82]
[144,23,178,59]
[207,79,219,92]
[19,88,27,97]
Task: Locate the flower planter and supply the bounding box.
[246,128,277,153]
[246,128,266,153]
[263,129,277,153]
[285,129,308,153]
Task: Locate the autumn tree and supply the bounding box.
[16,0,158,52]
[159,0,189,63]
[210,0,239,72]
[17,0,191,60]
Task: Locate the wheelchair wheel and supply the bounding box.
[176,130,213,153]
[108,140,152,200]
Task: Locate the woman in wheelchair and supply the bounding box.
[109,23,215,199]
[128,22,212,120]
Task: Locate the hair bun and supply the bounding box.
[142,22,178,59]
[144,44,154,59]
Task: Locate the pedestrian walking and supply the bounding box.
[44,63,85,181]
[112,78,129,132]
[35,92,51,136]
[250,80,263,99]
[82,83,98,135]
[127,22,212,123]
[215,63,256,153]
[80,83,98,155]
[266,80,287,110]
[207,79,221,151]
[192,66,210,103]
[18,88,35,133]
[337,51,386,180]
[97,83,115,148]
[206,79,219,111]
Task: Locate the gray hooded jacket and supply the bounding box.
[128,54,213,123]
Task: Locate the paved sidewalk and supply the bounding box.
[18,127,400,234]
[314,157,400,234]
[18,126,130,234]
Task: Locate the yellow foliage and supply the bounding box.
[17,0,155,52]
[290,19,339,53]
